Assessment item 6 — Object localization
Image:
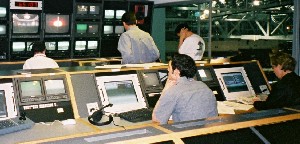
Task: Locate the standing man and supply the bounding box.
[175,23,205,60]
[254,52,300,110]
[118,12,160,64]
[23,41,59,69]
[152,54,218,124]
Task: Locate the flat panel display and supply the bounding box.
[12,13,39,34]
[45,14,69,34]
[104,81,138,105]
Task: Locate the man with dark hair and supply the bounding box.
[152,54,217,124]
[23,41,59,69]
[118,12,160,64]
[175,23,205,60]
[254,52,300,110]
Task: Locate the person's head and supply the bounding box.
[121,12,136,29]
[31,41,46,54]
[175,23,190,36]
[168,54,197,80]
[270,52,296,79]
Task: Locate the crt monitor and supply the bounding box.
[214,67,255,100]
[88,24,99,34]
[57,41,69,51]
[19,80,44,104]
[45,14,70,34]
[104,10,114,19]
[89,5,100,15]
[0,90,7,118]
[26,42,33,51]
[196,66,219,86]
[96,74,147,114]
[77,5,88,15]
[87,41,98,50]
[45,41,56,51]
[12,42,26,52]
[44,79,66,95]
[76,23,88,34]
[115,10,126,19]
[75,41,86,51]
[115,25,124,35]
[0,7,6,18]
[12,13,39,34]
[0,25,6,35]
[138,70,164,92]
[103,25,113,35]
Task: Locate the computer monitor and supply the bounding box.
[214,67,255,100]
[45,14,70,34]
[45,41,56,51]
[87,41,98,50]
[138,70,164,93]
[104,10,114,19]
[77,5,88,15]
[103,25,113,34]
[75,41,86,51]
[76,23,88,34]
[0,7,6,18]
[115,10,126,19]
[12,13,39,34]
[115,25,124,35]
[196,66,219,86]
[89,5,100,15]
[26,42,33,51]
[96,74,147,113]
[0,90,7,118]
[44,79,69,101]
[88,24,99,34]
[12,42,26,52]
[18,80,45,104]
[57,41,69,51]
[0,25,6,35]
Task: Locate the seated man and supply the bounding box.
[254,52,300,110]
[152,54,218,124]
[23,41,59,69]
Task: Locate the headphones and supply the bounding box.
[88,104,113,126]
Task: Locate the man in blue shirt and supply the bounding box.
[152,54,218,124]
[117,12,160,64]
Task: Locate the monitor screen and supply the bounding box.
[12,42,26,52]
[45,14,69,34]
[87,41,98,50]
[75,41,86,50]
[96,74,147,113]
[143,72,161,87]
[45,42,56,51]
[104,10,114,19]
[88,24,99,34]
[44,79,66,95]
[116,10,126,19]
[26,42,33,51]
[198,69,214,82]
[12,13,39,34]
[20,81,43,97]
[76,23,88,34]
[89,5,100,15]
[214,67,255,100]
[103,25,113,34]
[115,25,124,34]
[57,41,69,50]
[77,5,88,15]
[0,7,6,18]
[0,90,7,117]
[0,25,6,35]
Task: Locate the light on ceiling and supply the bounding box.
[253,0,260,6]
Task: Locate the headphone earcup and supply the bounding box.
[87,104,113,126]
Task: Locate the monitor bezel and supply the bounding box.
[96,74,147,114]
[137,70,164,93]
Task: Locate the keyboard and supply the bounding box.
[0,117,35,135]
[117,108,153,123]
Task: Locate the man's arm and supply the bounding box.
[178,28,188,49]
[117,34,133,64]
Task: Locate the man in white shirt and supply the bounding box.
[23,41,59,69]
[175,23,205,60]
